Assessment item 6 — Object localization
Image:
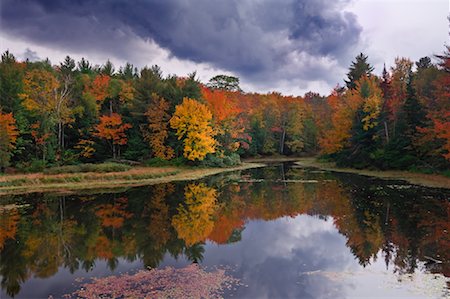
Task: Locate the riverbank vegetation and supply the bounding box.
[0,44,448,175]
[0,163,264,195]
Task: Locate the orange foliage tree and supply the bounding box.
[93,113,132,159]
[83,74,111,111]
[201,87,244,152]
[141,93,174,160]
[417,47,450,160]
[0,112,19,169]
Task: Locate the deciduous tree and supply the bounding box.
[170,98,216,161]
[0,112,18,170]
[93,113,132,159]
[141,94,174,160]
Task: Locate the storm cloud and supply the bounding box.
[1,0,362,90]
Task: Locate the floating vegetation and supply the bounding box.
[386,184,414,190]
[309,170,328,174]
[65,264,240,299]
[280,179,319,183]
[238,179,265,183]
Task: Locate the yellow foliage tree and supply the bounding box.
[172,183,218,246]
[353,76,383,131]
[20,69,74,152]
[169,97,216,161]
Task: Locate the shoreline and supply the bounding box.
[1,156,448,196]
[295,157,450,189]
[0,162,266,197]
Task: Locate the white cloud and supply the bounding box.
[348,0,449,74]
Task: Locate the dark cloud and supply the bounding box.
[0,0,362,86]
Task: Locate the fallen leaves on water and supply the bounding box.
[65,264,240,299]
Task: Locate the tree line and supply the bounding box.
[0,45,449,172]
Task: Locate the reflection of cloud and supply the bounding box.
[202,215,355,298]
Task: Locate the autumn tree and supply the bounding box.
[386,57,413,138]
[0,112,19,170]
[338,76,384,167]
[140,93,174,160]
[93,113,132,159]
[201,87,245,153]
[417,46,450,164]
[319,89,361,154]
[83,74,111,112]
[170,98,216,161]
[21,68,74,156]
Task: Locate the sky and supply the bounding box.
[0,0,448,96]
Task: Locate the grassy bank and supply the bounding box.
[296,157,450,189]
[0,163,266,196]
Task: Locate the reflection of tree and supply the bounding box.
[95,197,133,229]
[172,183,218,246]
[0,237,28,297]
[138,184,175,268]
[1,166,449,297]
[0,208,20,250]
[147,184,174,248]
[184,243,205,264]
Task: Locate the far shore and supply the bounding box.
[295,157,450,189]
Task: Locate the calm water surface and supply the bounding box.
[0,163,449,298]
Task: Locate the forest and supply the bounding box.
[0,46,449,174]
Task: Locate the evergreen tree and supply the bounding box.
[77,57,92,74]
[345,53,374,90]
[101,60,115,76]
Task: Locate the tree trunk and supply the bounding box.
[58,121,62,151]
[279,128,286,154]
[384,121,390,143]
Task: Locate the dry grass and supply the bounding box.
[0,163,266,196]
[296,157,450,189]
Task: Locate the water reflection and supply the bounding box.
[0,163,449,298]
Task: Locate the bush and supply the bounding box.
[28,160,46,173]
[201,155,225,167]
[223,153,241,166]
[200,153,241,168]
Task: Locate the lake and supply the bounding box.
[0,163,449,298]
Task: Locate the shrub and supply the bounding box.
[201,153,241,168]
[29,160,46,173]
